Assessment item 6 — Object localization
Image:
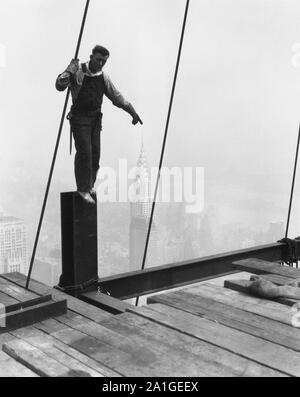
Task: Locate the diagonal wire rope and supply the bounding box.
[285,123,300,239]
[135,0,190,306]
[26,0,91,289]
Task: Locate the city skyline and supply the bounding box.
[0,214,27,275]
[0,136,288,285]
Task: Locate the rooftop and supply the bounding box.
[0,263,299,377]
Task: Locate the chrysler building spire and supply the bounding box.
[131,141,152,218]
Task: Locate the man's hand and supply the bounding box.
[132,113,143,125]
[66,58,79,75]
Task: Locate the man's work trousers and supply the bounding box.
[70,115,102,192]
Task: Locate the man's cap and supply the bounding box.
[92,45,110,57]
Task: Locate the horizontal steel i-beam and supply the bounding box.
[98,242,291,300]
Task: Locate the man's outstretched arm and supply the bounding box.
[103,74,143,125]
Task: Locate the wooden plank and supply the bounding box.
[185,283,294,325]
[38,314,208,377]
[250,273,297,285]
[4,295,52,315]
[3,339,82,377]
[34,316,143,377]
[58,312,243,377]
[233,258,300,279]
[0,351,39,377]
[27,324,120,377]
[0,276,39,301]
[148,290,300,352]
[1,273,52,295]
[2,273,111,323]
[130,303,300,376]
[224,279,298,306]
[0,291,19,307]
[33,305,288,377]
[0,300,67,334]
[97,311,286,377]
[79,290,136,314]
[0,332,16,350]
[0,286,52,315]
[32,316,120,377]
[11,327,105,377]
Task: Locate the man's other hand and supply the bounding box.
[132,114,143,125]
[66,58,79,74]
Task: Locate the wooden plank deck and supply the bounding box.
[0,268,299,377]
[232,258,300,280]
[0,275,67,335]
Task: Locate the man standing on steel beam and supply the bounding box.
[56,45,143,204]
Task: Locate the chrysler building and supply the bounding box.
[129,142,159,271]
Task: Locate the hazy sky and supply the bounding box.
[1,0,300,240]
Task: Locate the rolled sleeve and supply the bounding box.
[103,73,137,117]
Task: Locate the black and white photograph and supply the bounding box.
[0,0,300,381]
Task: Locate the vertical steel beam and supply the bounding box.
[58,192,98,293]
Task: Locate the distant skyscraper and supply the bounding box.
[0,214,27,274]
[129,142,160,270]
[31,258,60,287]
